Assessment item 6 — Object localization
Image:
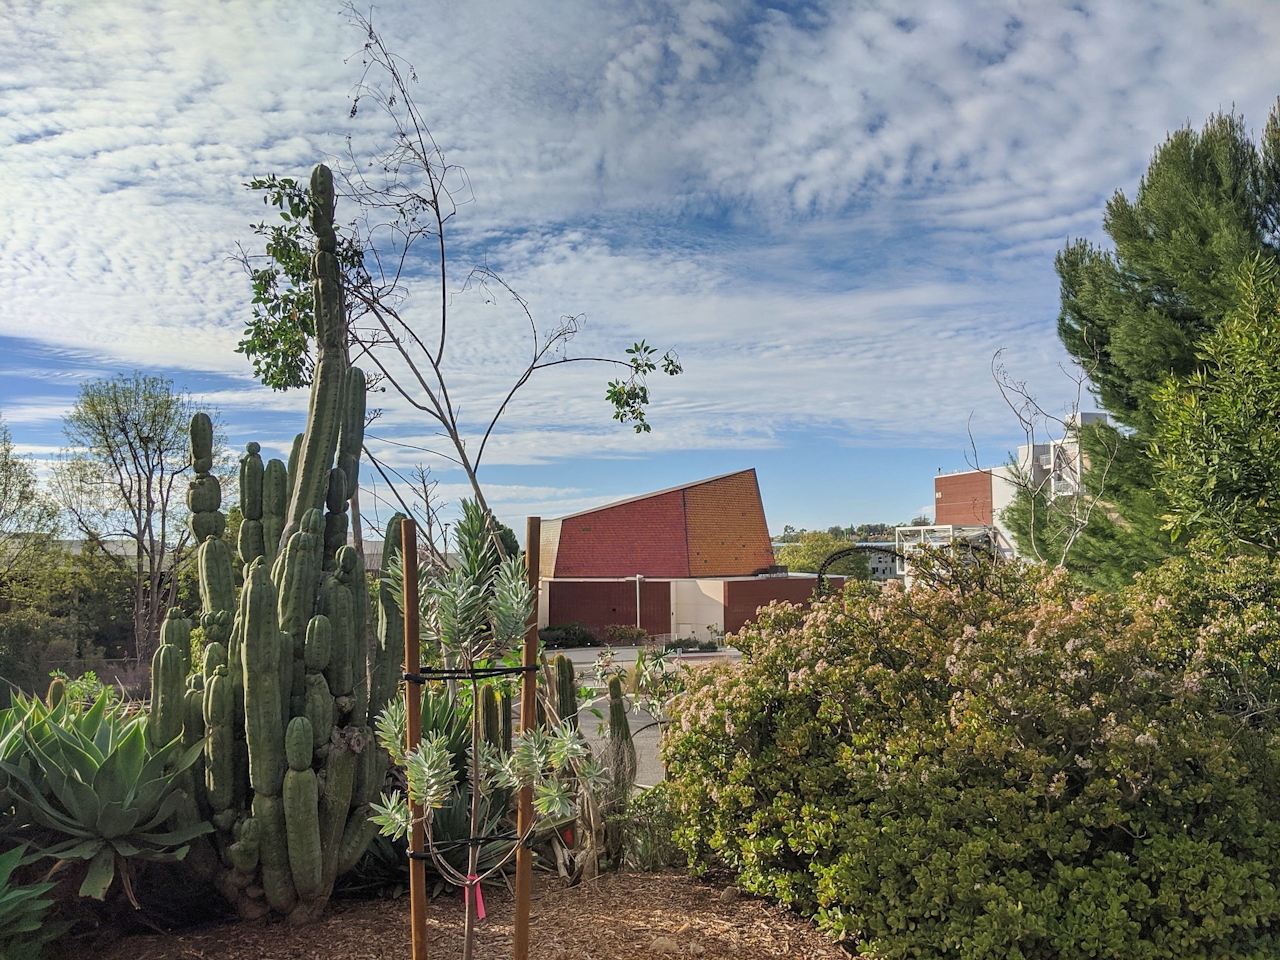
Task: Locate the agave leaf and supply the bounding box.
[40,836,104,861]
[36,721,103,783]
[0,844,23,883]
[1,761,89,837]
[132,790,185,835]
[79,691,111,748]
[46,764,101,829]
[174,737,206,775]
[93,723,145,808]
[130,774,172,819]
[135,845,191,863]
[136,820,213,848]
[96,799,141,840]
[133,737,183,789]
[79,845,116,900]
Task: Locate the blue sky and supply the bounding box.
[3,1,1279,540]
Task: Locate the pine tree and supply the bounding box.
[1006,103,1280,584]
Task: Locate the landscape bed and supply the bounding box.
[95,872,845,960]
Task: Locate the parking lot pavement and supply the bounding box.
[550,645,742,786]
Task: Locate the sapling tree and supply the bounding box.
[234,7,681,557]
[371,500,606,960]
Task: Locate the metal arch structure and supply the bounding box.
[815,544,905,596]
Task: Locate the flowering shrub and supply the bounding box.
[662,550,1280,959]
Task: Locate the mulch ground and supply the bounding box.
[96,872,846,959]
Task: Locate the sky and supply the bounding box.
[3,0,1279,542]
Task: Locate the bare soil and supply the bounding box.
[96,872,846,960]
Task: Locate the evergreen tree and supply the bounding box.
[1006,104,1280,584]
[1151,256,1280,550]
[1058,107,1280,433]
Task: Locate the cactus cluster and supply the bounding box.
[155,164,400,923]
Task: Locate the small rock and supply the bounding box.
[650,936,681,954]
[719,887,740,902]
[688,943,706,956]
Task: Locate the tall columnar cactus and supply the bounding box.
[554,654,579,730]
[188,413,226,543]
[162,164,398,923]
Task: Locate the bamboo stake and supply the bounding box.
[514,516,541,960]
[403,518,427,960]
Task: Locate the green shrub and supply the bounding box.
[601,623,647,646]
[610,781,685,872]
[539,622,599,649]
[663,550,1280,959]
[663,637,720,653]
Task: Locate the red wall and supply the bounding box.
[552,491,690,578]
[934,471,993,526]
[723,577,843,635]
[546,580,672,637]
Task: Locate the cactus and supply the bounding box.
[149,618,187,749]
[603,674,637,866]
[188,413,226,544]
[283,717,323,900]
[480,684,501,748]
[554,654,579,730]
[174,165,398,924]
[606,675,636,797]
[499,689,513,753]
[262,458,288,569]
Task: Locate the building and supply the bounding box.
[930,413,1108,556]
[537,469,841,640]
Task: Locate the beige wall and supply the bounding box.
[671,579,725,640]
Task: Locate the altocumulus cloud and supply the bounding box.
[2,0,1279,524]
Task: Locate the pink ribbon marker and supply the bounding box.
[465,875,486,921]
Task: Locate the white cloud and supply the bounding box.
[2,0,1277,521]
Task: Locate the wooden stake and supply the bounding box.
[402,518,428,960]
[514,516,540,960]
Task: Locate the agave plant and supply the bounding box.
[0,843,69,959]
[0,691,209,904]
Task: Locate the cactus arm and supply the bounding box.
[554,654,579,730]
[318,733,358,886]
[242,562,286,798]
[262,458,288,568]
[149,641,185,749]
[337,366,365,504]
[252,794,297,914]
[283,718,324,900]
[240,442,264,520]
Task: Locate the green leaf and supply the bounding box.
[79,846,116,900]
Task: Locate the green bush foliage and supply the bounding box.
[609,781,685,872]
[601,624,648,646]
[663,550,1280,959]
[539,623,599,649]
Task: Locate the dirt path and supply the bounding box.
[97,872,844,960]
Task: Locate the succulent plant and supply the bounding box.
[164,164,399,923]
[553,654,579,730]
[0,844,70,959]
[0,692,209,903]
